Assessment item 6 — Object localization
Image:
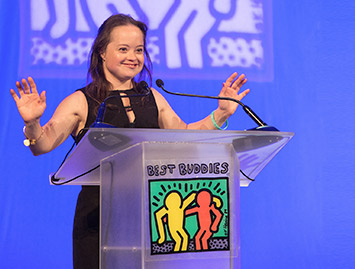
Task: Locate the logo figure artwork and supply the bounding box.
[155,191,196,252]
[185,189,223,251]
[149,178,230,255]
[21,0,272,81]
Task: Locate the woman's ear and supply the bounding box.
[100,51,106,62]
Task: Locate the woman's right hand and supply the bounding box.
[10,77,46,123]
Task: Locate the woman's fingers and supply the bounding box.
[225,73,248,93]
[231,74,247,90]
[15,81,25,96]
[40,91,46,103]
[225,72,238,87]
[10,88,20,102]
[28,77,38,94]
[13,77,38,97]
[238,89,250,99]
[22,78,31,94]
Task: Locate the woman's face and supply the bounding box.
[101,25,145,89]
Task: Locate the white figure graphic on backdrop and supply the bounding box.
[165,0,216,68]
[26,0,269,80]
[31,0,138,38]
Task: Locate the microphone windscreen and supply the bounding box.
[139,80,150,94]
[156,79,164,88]
[139,80,148,88]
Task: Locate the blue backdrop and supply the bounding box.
[1,1,354,268]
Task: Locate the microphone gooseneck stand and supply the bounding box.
[155,79,278,131]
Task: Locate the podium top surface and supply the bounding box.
[52,128,294,187]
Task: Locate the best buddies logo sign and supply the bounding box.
[20,0,272,81]
[149,177,230,255]
[146,161,231,255]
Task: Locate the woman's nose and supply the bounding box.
[126,50,137,60]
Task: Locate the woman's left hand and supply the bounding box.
[218,72,250,116]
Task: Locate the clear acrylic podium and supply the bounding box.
[52,128,293,269]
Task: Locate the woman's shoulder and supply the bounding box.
[65,88,87,103]
[74,85,88,98]
[150,87,164,100]
[150,87,169,107]
[57,88,88,114]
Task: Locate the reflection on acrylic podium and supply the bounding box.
[52,128,293,268]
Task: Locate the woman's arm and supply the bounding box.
[153,72,250,130]
[10,77,88,156]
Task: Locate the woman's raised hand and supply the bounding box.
[10,77,46,123]
[218,72,250,116]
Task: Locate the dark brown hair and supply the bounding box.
[86,14,153,104]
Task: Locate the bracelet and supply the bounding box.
[23,126,44,147]
[210,110,229,130]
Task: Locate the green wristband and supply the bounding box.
[211,110,229,130]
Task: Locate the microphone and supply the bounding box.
[91,81,151,128]
[155,79,278,131]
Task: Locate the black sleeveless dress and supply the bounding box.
[72,87,160,269]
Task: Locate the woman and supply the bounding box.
[10,14,249,268]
